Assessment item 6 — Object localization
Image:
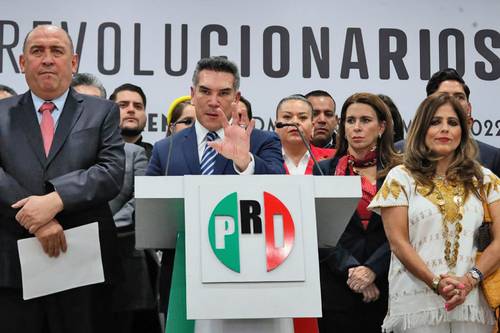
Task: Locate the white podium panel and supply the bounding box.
[184,175,321,320]
[134,175,361,333]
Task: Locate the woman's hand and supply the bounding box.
[347,266,376,292]
[437,274,470,311]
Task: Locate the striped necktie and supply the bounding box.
[200,132,218,175]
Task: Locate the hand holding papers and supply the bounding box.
[17,222,104,300]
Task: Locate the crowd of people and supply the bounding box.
[0,24,499,333]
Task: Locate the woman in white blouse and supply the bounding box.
[369,93,500,333]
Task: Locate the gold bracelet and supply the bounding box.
[431,276,442,294]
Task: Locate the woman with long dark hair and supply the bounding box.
[314,92,401,332]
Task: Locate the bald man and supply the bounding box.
[0,25,124,333]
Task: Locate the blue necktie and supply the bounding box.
[200,132,218,175]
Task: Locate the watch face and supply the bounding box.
[470,270,480,280]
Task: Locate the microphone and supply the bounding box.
[275,122,324,175]
[164,127,176,175]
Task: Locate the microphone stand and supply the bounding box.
[164,124,176,176]
[275,122,325,176]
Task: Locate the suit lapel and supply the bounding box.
[46,89,84,166]
[13,92,46,167]
[181,126,201,174]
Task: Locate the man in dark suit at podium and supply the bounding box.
[147,57,284,177]
[146,56,285,315]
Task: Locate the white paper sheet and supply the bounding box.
[17,222,104,300]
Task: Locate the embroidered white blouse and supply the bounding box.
[368,165,499,332]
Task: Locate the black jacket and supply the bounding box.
[313,156,390,311]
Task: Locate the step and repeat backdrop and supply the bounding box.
[1,0,499,146]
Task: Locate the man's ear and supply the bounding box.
[19,55,25,73]
[190,86,196,104]
[71,53,79,74]
[467,102,473,127]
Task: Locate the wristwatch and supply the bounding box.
[469,267,484,282]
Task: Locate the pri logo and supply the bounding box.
[208,192,295,273]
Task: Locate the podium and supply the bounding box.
[136,175,361,333]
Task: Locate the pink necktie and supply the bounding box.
[38,102,55,156]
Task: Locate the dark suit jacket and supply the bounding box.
[476,140,500,176]
[146,125,285,176]
[395,139,500,176]
[0,89,125,288]
[313,157,389,313]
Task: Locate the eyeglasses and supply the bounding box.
[175,118,194,126]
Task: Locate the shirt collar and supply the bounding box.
[31,89,69,113]
[282,148,310,162]
[195,120,225,146]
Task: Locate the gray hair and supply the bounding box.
[0,84,17,96]
[192,56,240,90]
[71,73,107,98]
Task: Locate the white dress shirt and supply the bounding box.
[31,89,69,128]
[283,149,310,175]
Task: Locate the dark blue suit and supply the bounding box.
[146,125,285,176]
[395,139,500,176]
[146,125,285,313]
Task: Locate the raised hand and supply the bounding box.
[208,103,256,171]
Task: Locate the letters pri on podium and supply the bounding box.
[209,191,296,274]
[203,189,305,283]
[184,175,321,320]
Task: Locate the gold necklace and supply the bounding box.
[417,177,465,273]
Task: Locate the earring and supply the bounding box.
[378,133,382,139]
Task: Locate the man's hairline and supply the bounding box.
[193,69,239,91]
[113,89,146,106]
[436,80,469,101]
[23,26,75,55]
